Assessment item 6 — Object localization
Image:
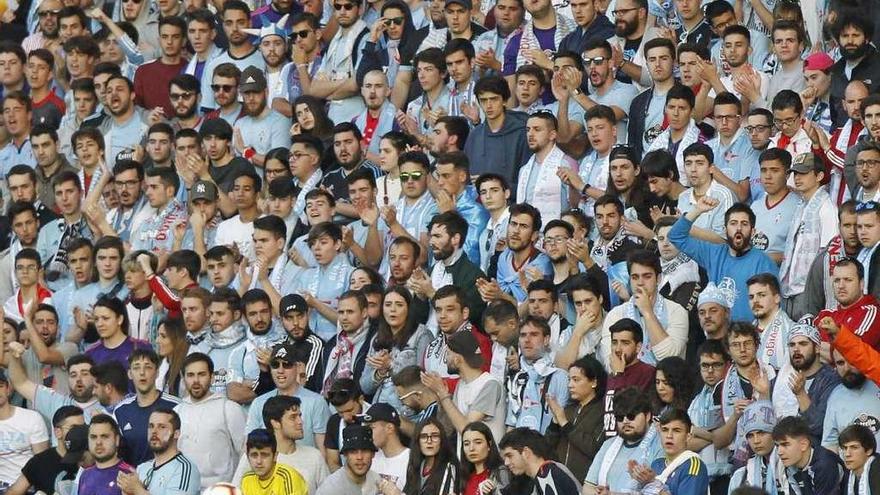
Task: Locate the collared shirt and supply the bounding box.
[0,138,35,177]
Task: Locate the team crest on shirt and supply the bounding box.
[752,231,769,251]
[854,413,880,433]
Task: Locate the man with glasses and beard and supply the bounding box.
[766,325,840,442]
[830,16,880,127]
[670,198,778,321]
[201,1,266,110]
[167,74,202,131]
[584,387,662,494]
[117,409,201,495]
[822,347,880,451]
[23,0,63,53]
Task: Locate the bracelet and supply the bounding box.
[581,183,590,195]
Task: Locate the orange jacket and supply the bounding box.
[833,324,880,385]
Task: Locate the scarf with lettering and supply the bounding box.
[591,228,631,306]
[323,323,370,394]
[292,169,324,223]
[660,253,701,294]
[516,145,569,223]
[622,294,668,367]
[322,20,367,77]
[515,14,576,70]
[645,119,702,187]
[598,426,659,486]
[755,309,792,371]
[780,188,830,297]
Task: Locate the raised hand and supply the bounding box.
[695,195,720,213]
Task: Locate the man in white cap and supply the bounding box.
[768,324,841,442]
[697,278,735,341]
[243,15,290,103]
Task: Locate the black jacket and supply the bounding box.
[830,46,880,127]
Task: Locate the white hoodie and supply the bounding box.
[174,392,247,488]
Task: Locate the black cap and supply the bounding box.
[447,330,483,368]
[190,180,219,202]
[270,343,298,363]
[60,424,90,464]
[445,0,472,8]
[240,65,268,92]
[279,294,308,317]
[199,118,233,140]
[360,403,400,426]
[341,424,377,453]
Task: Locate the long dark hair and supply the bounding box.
[380,0,422,63]
[404,419,458,495]
[374,286,419,351]
[651,356,697,415]
[605,148,653,222]
[158,317,189,396]
[459,422,503,482]
[292,95,334,139]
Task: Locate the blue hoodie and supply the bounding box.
[464,110,532,189]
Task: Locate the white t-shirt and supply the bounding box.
[371,448,410,490]
[0,406,49,483]
[215,215,256,261]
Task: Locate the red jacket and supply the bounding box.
[817,294,880,348]
[147,277,198,319]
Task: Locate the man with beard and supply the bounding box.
[670,199,778,321]
[274,13,323,117]
[19,303,78,394]
[322,123,382,219]
[204,64,243,125]
[804,201,863,314]
[111,349,180,465]
[381,152,437,269]
[201,1,266,110]
[517,113,578,223]
[88,161,147,243]
[279,294,325,393]
[822,347,880,450]
[167,75,202,131]
[246,344,331,453]
[316,425,382,495]
[588,195,641,307]
[192,119,252,204]
[31,125,77,210]
[766,325,840,441]
[353,70,398,158]
[22,0,63,52]
[243,20,291,105]
[728,401,779,492]
[608,0,658,88]
[6,165,56,233]
[853,141,880,203]
[570,40,638,140]
[133,16,188,115]
[227,289,287,405]
[76,414,133,495]
[584,386,662,494]
[104,75,147,168]
[477,203,550,305]
[234,66,291,168]
[830,15,880,128]
[175,353,247,489]
[117,409,200,495]
[702,26,769,110]
[747,273,794,373]
[697,281,734,341]
[815,258,880,347]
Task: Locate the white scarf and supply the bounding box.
[597,426,658,486]
[248,253,290,293]
[645,120,702,187]
[8,238,22,294]
[755,309,792,371]
[780,188,830,297]
[660,253,701,294]
[846,456,875,495]
[578,151,609,216]
[516,145,569,223]
[321,20,367,78]
[742,454,780,495]
[771,361,801,419]
[515,14,576,69]
[292,169,324,223]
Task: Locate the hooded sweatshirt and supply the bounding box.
[175,393,248,489]
[196,322,247,394]
[464,110,532,189]
[113,0,160,60]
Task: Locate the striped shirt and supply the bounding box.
[136,452,201,495]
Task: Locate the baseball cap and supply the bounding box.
[790,152,824,174]
[190,180,218,203]
[804,52,834,72]
[360,403,400,426]
[60,424,90,464]
[447,330,484,368]
[279,294,308,317]
[445,0,472,8]
[341,424,377,453]
[270,343,298,364]
[240,66,268,93]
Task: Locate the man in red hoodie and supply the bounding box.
[138,250,200,319]
[816,257,880,348]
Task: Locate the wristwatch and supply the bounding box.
[571,88,582,96]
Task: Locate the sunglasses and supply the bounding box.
[383,16,404,26]
[399,171,424,182]
[291,29,312,40]
[37,9,61,16]
[583,56,608,65]
[334,2,356,10]
[169,92,194,101]
[270,360,295,369]
[614,412,639,422]
[211,84,236,93]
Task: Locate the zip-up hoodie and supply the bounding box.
[464,110,532,190]
[175,392,248,488]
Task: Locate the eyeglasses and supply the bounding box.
[37,9,61,17]
[744,124,771,133]
[291,152,315,160]
[333,2,356,10]
[583,56,608,66]
[291,29,312,40]
[211,84,236,93]
[383,16,404,26]
[399,171,424,182]
[270,360,295,369]
[419,432,441,441]
[614,412,639,422]
[714,114,741,122]
[169,92,194,101]
[15,265,37,272]
[611,6,638,16]
[856,159,880,169]
[115,179,140,188]
[773,116,799,128]
[729,340,756,350]
[700,361,726,371]
[544,235,570,245]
